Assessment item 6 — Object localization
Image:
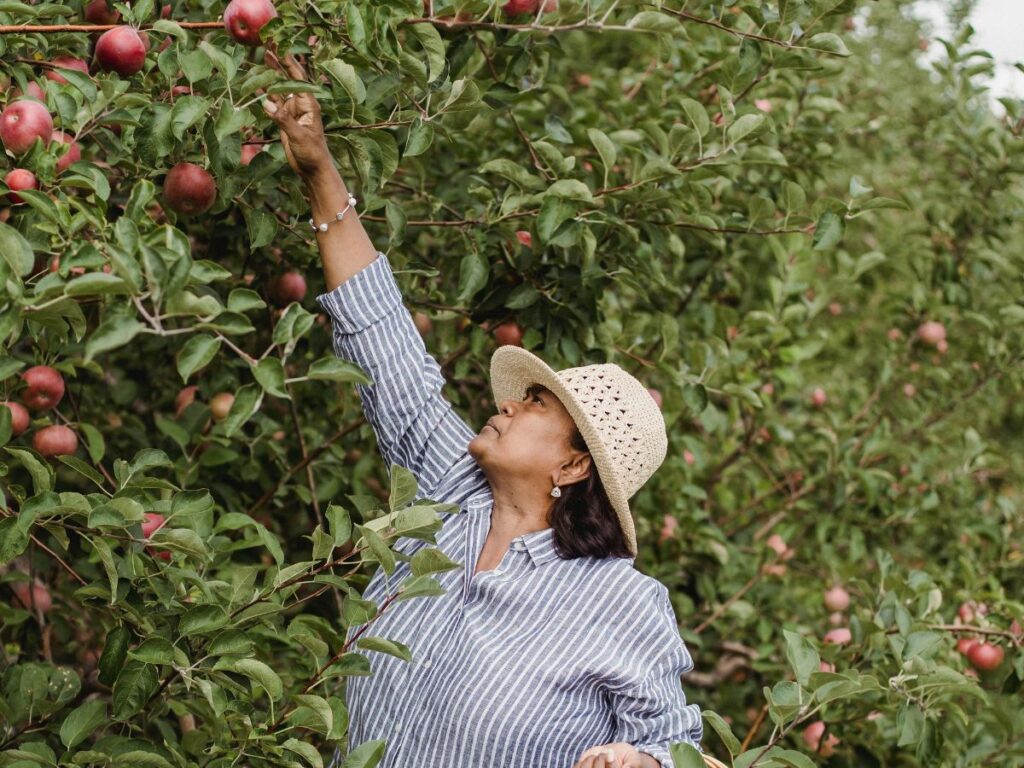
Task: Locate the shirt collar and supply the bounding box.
[510,526,561,568]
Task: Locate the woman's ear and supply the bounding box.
[555,452,592,488]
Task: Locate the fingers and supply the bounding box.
[282,52,308,82]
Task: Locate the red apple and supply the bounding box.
[936,338,948,354]
[916,320,946,347]
[765,534,788,556]
[828,611,845,626]
[174,385,198,417]
[754,99,773,113]
[163,162,217,215]
[824,585,850,612]
[956,637,977,656]
[210,392,234,422]
[223,0,278,46]
[268,271,307,307]
[95,26,148,77]
[50,130,81,173]
[141,512,172,561]
[45,56,89,85]
[5,169,38,204]
[0,99,54,155]
[683,450,695,466]
[958,601,975,624]
[501,0,557,14]
[32,424,78,457]
[658,513,678,543]
[647,388,663,409]
[818,661,835,673]
[902,383,916,398]
[413,312,433,337]
[810,387,827,408]
[514,230,532,248]
[83,0,120,24]
[240,142,264,165]
[20,365,65,410]
[13,81,47,102]
[11,579,52,613]
[2,401,30,436]
[802,721,839,757]
[824,627,851,645]
[493,322,524,347]
[966,642,1004,671]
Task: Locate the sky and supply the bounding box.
[914,0,1023,106]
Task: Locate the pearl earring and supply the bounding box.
[550,485,562,498]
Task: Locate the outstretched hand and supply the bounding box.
[262,42,331,179]
[573,742,652,768]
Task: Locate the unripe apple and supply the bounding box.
[174,385,198,417]
[45,56,89,84]
[163,162,217,215]
[33,424,78,457]
[514,230,532,247]
[83,0,120,24]
[647,388,663,409]
[223,0,278,46]
[51,130,81,173]
[210,392,235,422]
[493,321,524,347]
[823,585,850,612]
[916,320,946,347]
[95,26,148,76]
[5,169,38,204]
[810,387,827,407]
[413,312,433,337]
[802,721,839,757]
[823,627,851,645]
[20,365,65,410]
[240,142,264,165]
[966,642,1004,671]
[0,99,54,154]
[268,271,307,307]
[2,400,30,435]
[11,579,52,613]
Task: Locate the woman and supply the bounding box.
[264,49,706,768]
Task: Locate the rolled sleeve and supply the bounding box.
[312,252,488,506]
[609,585,704,768]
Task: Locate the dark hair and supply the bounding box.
[549,425,634,561]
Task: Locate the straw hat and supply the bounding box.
[489,346,668,557]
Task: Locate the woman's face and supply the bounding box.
[468,384,589,487]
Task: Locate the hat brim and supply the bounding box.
[489,345,638,557]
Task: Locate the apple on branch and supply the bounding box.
[163,162,217,215]
[5,169,38,204]
[0,99,54,155]
[20,365,65,410]
[95,27,148,77]
[223,0,278,46]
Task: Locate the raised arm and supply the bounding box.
[263,48,487,506]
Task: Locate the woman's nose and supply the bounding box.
[499,399,516,416]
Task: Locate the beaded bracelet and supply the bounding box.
[309,194,358,233]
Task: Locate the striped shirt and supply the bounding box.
[314,252,704,768]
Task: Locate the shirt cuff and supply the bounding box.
[313,251,404,335]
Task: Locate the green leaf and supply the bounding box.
[679,98,710,138]
[587,127,617,186]
[360,524,396,576]
[170,96,210,140]
[307,358,372,385]
[410,547,461,577]
[283,738,324,768]
[59,699,107,748]
[0,222,35,276]
[179,605,229,637]
[5,446,54,494]
[112,662,158,720]
[389,464,418,510]
[667,742,705,768]
[98,626,131,687]
[409,23,446,83]
[327,503,353,547]
[129,637,177,664]
[176,334,220,382]
[783,629,820,686]
[456,251,489,303]
[244,208,278,250]
[396,574,445,602]
[339,740,385,768]
[812,210,845,250]
[324,59,366,108]
[223,383,262,437]
[355,636,413,662]
[56,455,106,490]
[626,11,679,32]
[252,357,290,399]
[727,113,766,145]
[404,120,434,158]
[702,709,741,757]
[546,179,593,204]
[85,316,145,362]
[806,32,851,56]
[0,517,30,564]
[224,658,283,700]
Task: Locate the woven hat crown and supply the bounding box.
[490,347,668,556]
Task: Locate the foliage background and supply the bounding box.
[0,0,1022,765]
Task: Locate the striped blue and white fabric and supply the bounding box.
[314,252,704,768]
